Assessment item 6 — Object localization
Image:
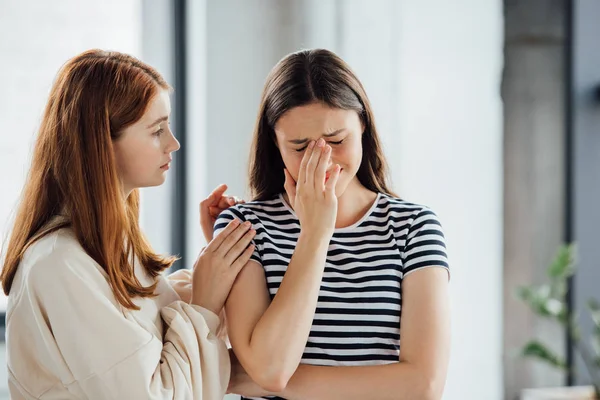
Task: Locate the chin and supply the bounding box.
[143,177,167,188]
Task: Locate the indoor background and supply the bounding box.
[1,1,598,399]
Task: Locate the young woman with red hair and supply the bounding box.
[1,49,254,399]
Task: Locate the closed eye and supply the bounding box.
[295,139,344,152]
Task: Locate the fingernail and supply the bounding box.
[233,219,240,225]
[244,221,251,227]
[308,141,315,149]
[317,138,325,147]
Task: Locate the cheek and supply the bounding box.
[333,143,361,168]
[280,150,304,181]
[115,139,159,178]
[113,145,133,177]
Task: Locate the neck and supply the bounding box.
[334,178,377,228]
[121,182,134,200]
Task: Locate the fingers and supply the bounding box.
[214,221,252,257]
[207,218,241,251]
[297,140,315,186]
[209,196,245,220]
[201,184,228,208]
[224,227,256,265]
[283,168,297,203]
[305,139,324,189]
[325,164,341,194]
[315,144,331,191]
[218,195,236,209]
[200,184,229,242]
[230,244,256,276]
[209,206,222,219]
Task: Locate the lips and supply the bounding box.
[160,159,172,169]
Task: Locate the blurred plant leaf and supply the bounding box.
[522,340,567,370]
[517,243,600,394]
[570,317,583,343]
[589,299,600,328]
[588,299,600,369]
[548,244,575,280]
[517,285,568,323]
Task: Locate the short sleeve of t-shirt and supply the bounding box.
[401,207,449,278]
[213,206,262,266]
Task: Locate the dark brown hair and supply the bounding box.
[249,48,395,200]
[1,49,176,309]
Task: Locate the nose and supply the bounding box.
[167,131,181,153]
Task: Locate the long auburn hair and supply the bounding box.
[1,49,176,310]
[249,48,395,200]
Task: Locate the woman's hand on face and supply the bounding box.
[199,184,245,243]
[191,218,255,315]
[283,138,341,238]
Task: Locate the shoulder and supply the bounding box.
[21,228,89,276]
[215,196,289,223]
[377,194,441,224]
[12,228,110,306]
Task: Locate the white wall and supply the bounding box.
[199,1,504,399]
[139,0,177,256]
[393,3,504,399]
[0,0,142,310]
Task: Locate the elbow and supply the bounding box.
[256,375,288,393]
[418,375,446,400]
[252,365,294,393]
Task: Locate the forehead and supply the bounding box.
[138,89,171,125]
[274,102,360,138]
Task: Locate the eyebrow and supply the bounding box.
[288,129,345,145]
[146,116,169,128]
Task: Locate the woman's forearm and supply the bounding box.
[244,232,330,389]
[280,362,445,400]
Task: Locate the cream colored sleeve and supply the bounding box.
[24,253,230,399]
[167,268,193,303]
[166,268,228,341]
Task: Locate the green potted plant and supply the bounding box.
[518,244,600,400]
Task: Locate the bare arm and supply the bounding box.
[225,233,329,391]
[225,140,341,391]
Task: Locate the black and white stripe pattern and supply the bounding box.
[215,193,448,400]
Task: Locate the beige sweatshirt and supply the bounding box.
[5,227,230,399]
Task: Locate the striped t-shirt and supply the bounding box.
[214,192,449,400]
